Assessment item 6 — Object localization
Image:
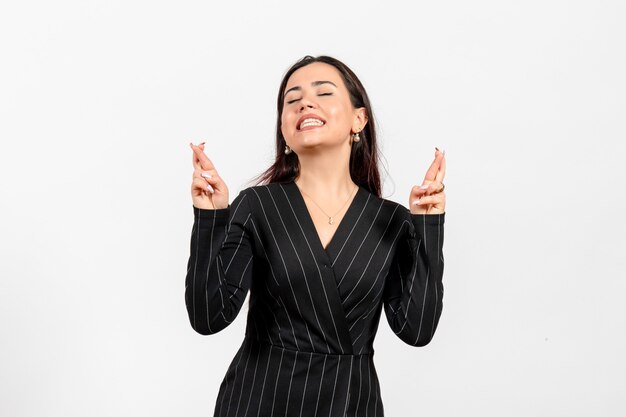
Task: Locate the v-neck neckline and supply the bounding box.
[288,179,364,258]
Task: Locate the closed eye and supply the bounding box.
[286,92,333,105]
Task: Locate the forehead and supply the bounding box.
[285,62,345,89]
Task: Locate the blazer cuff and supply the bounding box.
[193,205,231,221]
[410,211,445,225]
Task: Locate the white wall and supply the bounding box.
[1,1,624,416]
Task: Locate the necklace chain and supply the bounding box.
[295,181,358,225]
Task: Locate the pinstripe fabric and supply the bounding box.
[185,179,445,417]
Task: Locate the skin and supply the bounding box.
[189,62,446,235]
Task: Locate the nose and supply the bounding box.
[298,94,317,112]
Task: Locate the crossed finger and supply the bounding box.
[190,142,217,172]
[419,180,445,195]
[190,142,218,194]
[423,149,444,183]
[413,148,445,212]
[435,150,446,184]
[418,149,446,195]
[191,143,203,170]
[412,182,443,204]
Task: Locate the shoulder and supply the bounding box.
[234,181,291,211]
[245,182,289,192]
[377,195,412,223]
[378,196,409,211]
[377,194,445,226]
[237,182,285,200]
[357,192,413,237]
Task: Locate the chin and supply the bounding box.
[301,136,325,145]
[293,131,324,144]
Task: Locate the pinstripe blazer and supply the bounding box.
[185,179,445,417]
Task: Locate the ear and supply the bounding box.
[352,107,368,132]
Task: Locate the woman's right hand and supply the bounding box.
[190,142,229,210]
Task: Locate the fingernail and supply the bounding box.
[200,141,206,145]
[207,184,214,193]
[201,172,212,179]
[420,184,429,189]
[435,147,439,152]
[412,199,421,205]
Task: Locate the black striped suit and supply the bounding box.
[185,179,445,416]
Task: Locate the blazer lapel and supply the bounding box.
[282,180,371,354]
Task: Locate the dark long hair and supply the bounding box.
[247,55,383,198]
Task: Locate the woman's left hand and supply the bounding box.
[409,148,446,215]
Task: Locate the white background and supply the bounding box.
[1,1,625,416]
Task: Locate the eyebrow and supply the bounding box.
[283,80,338,98]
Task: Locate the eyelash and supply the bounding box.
[286,92,333,105]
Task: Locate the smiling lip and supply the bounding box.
[299,124,324,132]
[296,114,326,131]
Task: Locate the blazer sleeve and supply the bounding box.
[383,210,445,346]
[185,189,254,335]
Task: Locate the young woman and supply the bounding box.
[185,55,446,417]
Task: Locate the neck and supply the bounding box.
[294,145,356,198]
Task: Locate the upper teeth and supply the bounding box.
[300,118,324,129]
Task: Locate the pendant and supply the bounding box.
[328,217,334,225]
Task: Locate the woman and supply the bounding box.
[185,55,446,417]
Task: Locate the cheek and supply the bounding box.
[280,115,293,139]
[282,111,295,127]
[327,104,352,128]
[280,115,290,135]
